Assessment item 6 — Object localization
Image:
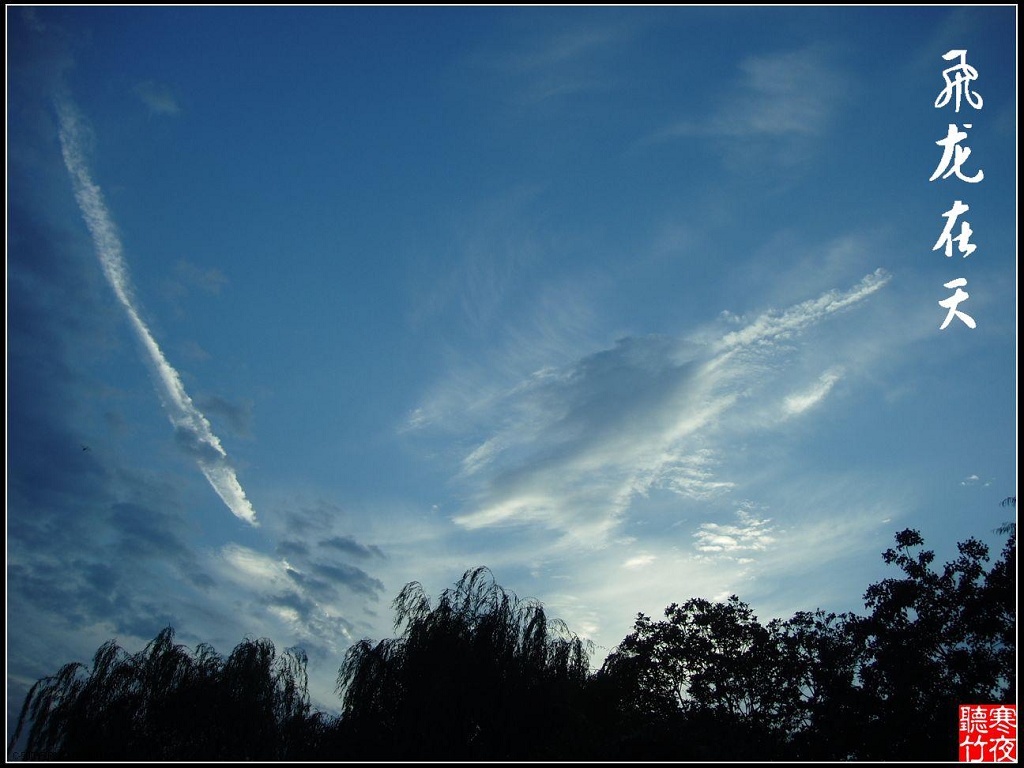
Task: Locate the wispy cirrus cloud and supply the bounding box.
[56,97,257,526]
[647,46,846,167]
[510,26,621,72]
[510,26,624,102]
[216,543,356,657]
[715,269,888,352]
[477,20,637,105]
[135,80,180,116]
[202,500,395,662]
[418,269,889,546]
[166,259,229,300]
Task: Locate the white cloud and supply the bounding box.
[657,449,737,500]
[715,269,890,352]
[221,543,291,589]
[461,437,503,477]
[730,48,840,136]
[693,509,776,554]
[622,553,656,569]
[783,367,844,417]
[423,270,889,547]
[57,98,257,526]
[217,543,355,653]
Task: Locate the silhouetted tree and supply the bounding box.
[9,627,332,761]
[10,526,1013,761]
[979,531,1015,702]
[851,529,1015,760]
[596,527,1015,760]
[995,496,1016,535]
[780,609,869,760]
[596,595,803,759]
[335,566,591,760]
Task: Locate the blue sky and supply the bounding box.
[7,6,1016,724]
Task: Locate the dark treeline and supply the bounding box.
[9,528,1015,761]
[7,628,334,761]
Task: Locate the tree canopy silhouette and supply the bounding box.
[850,528,1016,760]
[335,566,592,760]
[593,527,1015,760]
[8,528,1014,761]
[594,595,848,759]
[9,627,332,761]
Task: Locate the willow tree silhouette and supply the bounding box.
[335,566,592,760]
[995,495,1016,535]
[8,627,332,761]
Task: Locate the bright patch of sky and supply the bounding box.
[8,7,1016,724]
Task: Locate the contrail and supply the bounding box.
[56,97,258,526]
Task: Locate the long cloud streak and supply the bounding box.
[56,98,258,526]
